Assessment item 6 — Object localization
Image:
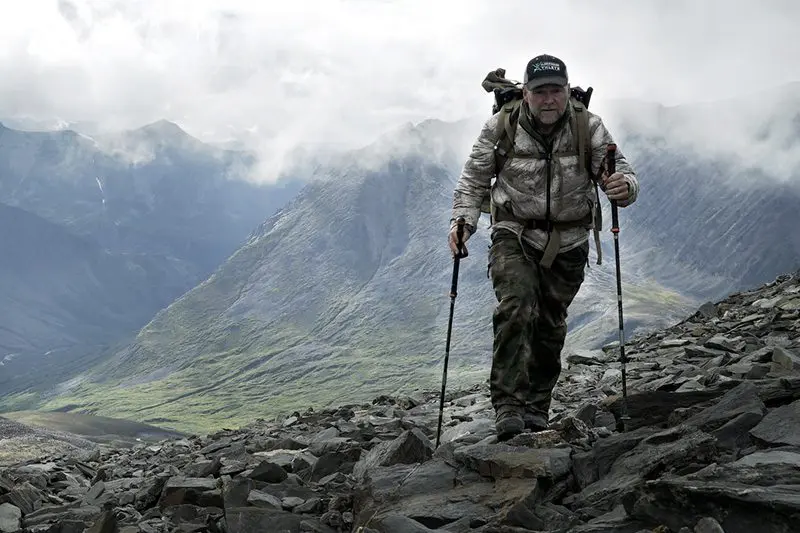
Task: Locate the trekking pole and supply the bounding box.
[436,216,468,448]
[606,144,630,431]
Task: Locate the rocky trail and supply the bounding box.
[2,270,800,532]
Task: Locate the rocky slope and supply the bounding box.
[2,268,799,532]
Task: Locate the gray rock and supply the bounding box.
[226,506,304,532]
[750,399,800,446]
[249,460,289,483]
[453,442,572,481]
[0,503,21,533]
[734,448,800,467]
[246,489,282,509]
[694,516,725,533]
[772,346,800,373]
[705,335,747,353]
[566,426,717,513]
[625,459,800,533]
[371,513,438,532]
[352,428,432,482]
[680,381,766,449]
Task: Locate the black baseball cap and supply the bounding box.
[524,54,569,89]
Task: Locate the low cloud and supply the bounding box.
[0,0,797,182]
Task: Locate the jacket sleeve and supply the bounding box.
[451,115,499,230]
[589,114,639,206]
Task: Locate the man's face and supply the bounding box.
[524,84,568,125]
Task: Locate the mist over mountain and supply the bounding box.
[0,120,303,274]
[601,83,800,299]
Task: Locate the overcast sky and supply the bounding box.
[0,0,798,180]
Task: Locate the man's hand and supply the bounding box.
[448,224,471,257]
[602,172,631,206]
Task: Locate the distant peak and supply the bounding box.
[136,119,189,138]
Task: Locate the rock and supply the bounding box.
[157,476,219,508]
[605,388,729,430]
[0,503,21,533]
[249,460,289,483]
[567,350,608,366]
[565,426,717,514]
[246,489,282,509]
[625,458,800,533]
[85,510,117,533]
[226,506,305,532]
[567,504,653,533]
[453,442,572,481]
[371,513,438,532]
[680,381,766,450]
[734,447,800,467]
[694,516,725,533]
[705,335,747,353]
[749,398,800,446]
[352,428,433,482]
[772,346,800,373]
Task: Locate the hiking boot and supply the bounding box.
[495,405,525,441]
[524,412,549,432]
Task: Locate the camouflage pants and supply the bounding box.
[487,228,588,419]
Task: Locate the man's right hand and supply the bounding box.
[448,224,471,257]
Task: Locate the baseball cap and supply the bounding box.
[524,54,569,90]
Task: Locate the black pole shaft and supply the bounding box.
[606,144,630,430]
[436,217,466,448]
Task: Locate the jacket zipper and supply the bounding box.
[544,144,553,232]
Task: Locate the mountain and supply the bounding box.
[0,120,303,275]
[0,202,178,351]
[602,83,800,299]
[0,202,191,400]
[0,121,305,395]
[8,85,800,434]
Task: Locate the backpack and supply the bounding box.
[478,68,603,264]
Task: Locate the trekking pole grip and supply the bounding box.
[606,144,619,232]
[455,216,468,258]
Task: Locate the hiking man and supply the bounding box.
[448,54,639,441]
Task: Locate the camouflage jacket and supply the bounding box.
[451,102,639,256]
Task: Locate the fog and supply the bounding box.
[0,0,797,182]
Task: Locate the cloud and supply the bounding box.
[0,0,798,182]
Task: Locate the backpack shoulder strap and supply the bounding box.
[570,99,591,176]
[493,98,522,176]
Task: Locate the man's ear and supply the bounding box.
[522,86,534,104]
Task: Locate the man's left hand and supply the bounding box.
[602,172,631,206]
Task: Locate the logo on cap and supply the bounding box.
[531,61,562,73]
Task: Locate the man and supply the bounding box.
[448,54,639,441]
